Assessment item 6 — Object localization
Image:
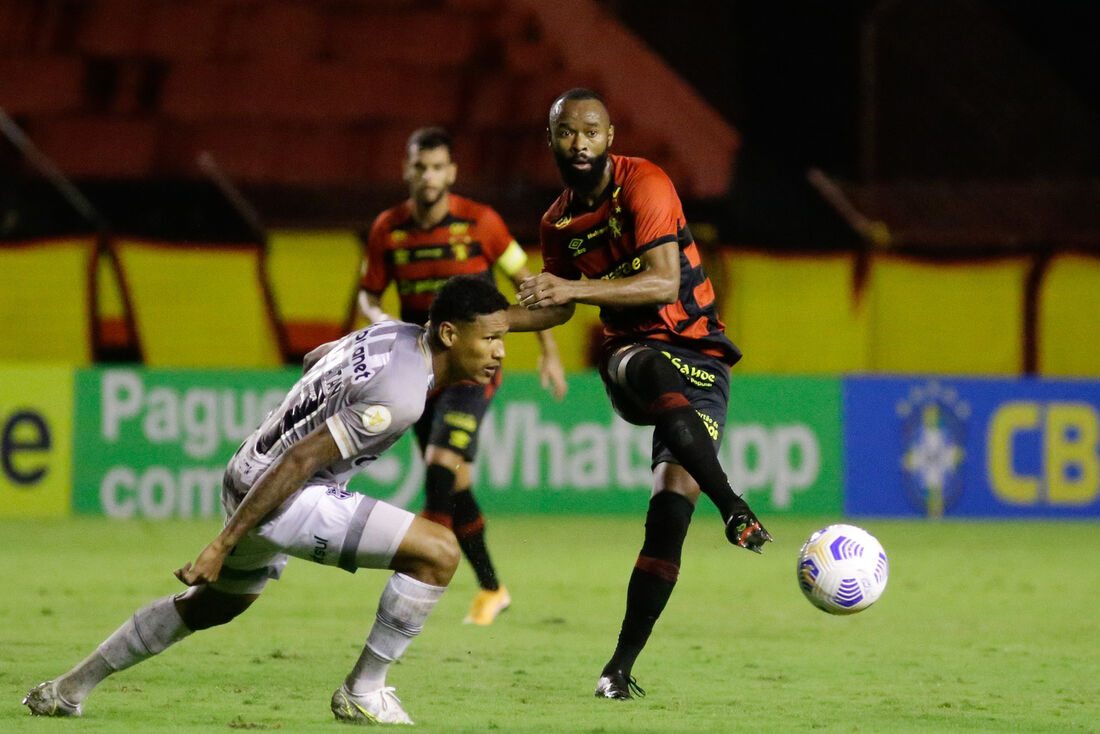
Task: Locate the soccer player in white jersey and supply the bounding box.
[23,274,510,726]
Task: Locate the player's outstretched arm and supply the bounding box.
[175,425,343,585]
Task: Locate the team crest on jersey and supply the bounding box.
[361,405,392,434]
[608,216,622,237]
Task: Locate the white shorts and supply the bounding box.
[211,484,415,595]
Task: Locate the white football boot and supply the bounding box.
[22,680,83,717]
[331,683,414,725]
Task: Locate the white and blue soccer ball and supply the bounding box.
[797,524,889,615]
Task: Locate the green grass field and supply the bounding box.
[2,516,1098,733]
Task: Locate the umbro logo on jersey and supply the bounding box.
[361,405,392,434]
[567,225,609,258]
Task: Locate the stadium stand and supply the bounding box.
[0,238,97,365]
[864,255,1030,375]
[265,229,361,360]
[112,238,285,367]
[722,250,869,374]
[1037,253,1100,376]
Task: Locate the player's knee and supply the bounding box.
[174,587,256,631]
[407,521,460,586]
[608,345,686,411]
[432,524,462,578]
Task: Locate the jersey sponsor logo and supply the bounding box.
[601,257,644,281]
[567,225,609,258]
[398,277,450,296]
[444,411,477,432]
[310,534,331,563]
[362,405,392,434]
[661,351,717,389]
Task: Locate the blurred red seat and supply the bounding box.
[0,56,85,114]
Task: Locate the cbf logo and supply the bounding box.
[896,382,969,517]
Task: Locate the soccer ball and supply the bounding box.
[796,524,888,615]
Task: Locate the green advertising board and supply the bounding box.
[73,368,842,518]
[73,368,299,518]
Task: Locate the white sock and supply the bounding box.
[346,573,445,694]
[59,595,192,702]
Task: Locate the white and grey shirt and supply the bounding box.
[223,321,433,507]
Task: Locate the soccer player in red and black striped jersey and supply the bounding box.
[358,127,567,626]
[508,89,772,700]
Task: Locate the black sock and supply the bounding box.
[604,492,694,677]
[453,490,499,591]
[422,464,456,528]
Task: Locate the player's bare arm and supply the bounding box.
[507,300,575,332]
[175,425,343,586]
[510,264,568,399]
[358,290,392,324]
[518,241,679,310]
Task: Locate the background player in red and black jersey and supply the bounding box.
[508,89,772,699]
[357,127,567,625]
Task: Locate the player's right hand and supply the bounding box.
[174,541,227,586]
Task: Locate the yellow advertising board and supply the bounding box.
[0,365,73,517]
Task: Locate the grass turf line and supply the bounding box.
[2,516,1098,733]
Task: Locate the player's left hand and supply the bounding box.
[518,273,574,309]
[175,541,228,586]
[538,352,568,400]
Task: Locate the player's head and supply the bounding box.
[427,274,510,386]
[404,126,456,207]
[547,88,614,192]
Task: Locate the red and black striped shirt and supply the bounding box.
[362,194,516,326]
[540,154,740,365]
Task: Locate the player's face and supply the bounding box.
[446,310,508,385]
[404,146,456,206]
[548,98,614,191]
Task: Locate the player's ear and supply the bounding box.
[437,320,458,348]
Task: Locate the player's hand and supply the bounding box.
[725,504,774,554]
[518,273,574,309]
[538,352,568,400]
[174,541,228,586]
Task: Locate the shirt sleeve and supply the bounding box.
[623,164,682,254]
[360,215,391,293]
[476,206,515,259]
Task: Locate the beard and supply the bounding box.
[553,149,609,192]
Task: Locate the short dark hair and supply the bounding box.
[407,126,453,156]
[554,88,607,106]
[552,87,606,108]
[428,274,508,331]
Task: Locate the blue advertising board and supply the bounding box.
[844,376,1100,517]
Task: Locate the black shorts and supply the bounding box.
[599,339,731,468]
[413,379,496,462]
